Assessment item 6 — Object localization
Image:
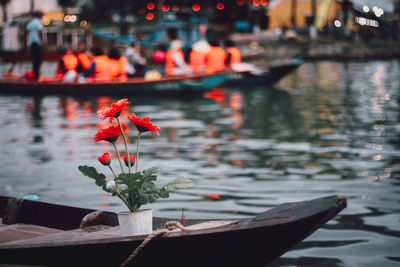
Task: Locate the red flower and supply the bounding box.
[98,152,111,166]
[123,155,136,167]
[97,98,130,123]
[94,124,127,143]
[128,113,161,138]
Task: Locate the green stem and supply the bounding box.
[113,183,132,211]
[117,117,131,173]
[108,165,117,178]
[117,193,132,211]
[112,142,125,173]
[136,132,142,173]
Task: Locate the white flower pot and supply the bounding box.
[117,209,152,236]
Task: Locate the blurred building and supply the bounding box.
[267,0,340,29]
[0,0,91,52]
[266,0,397,39]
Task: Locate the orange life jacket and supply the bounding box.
[89,55,112,82]
[165,49,184,76]
[77,52,91,72]
[189,50,206,73]
[110,56,128,81]
[205,46,226,73]
[226,47,241,65]
[56,54,79,79]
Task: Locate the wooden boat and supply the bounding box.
[225,58,303,87]
[0,51,62,62]
[0,71,230,96]
[0,195,346,267]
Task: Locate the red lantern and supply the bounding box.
[152,50,166,63]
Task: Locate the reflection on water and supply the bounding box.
[0,61,399,266]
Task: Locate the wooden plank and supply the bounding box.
[171,220,237,232]
[0,226,120,247]
[0,224,63,244]
[1,220,238,248]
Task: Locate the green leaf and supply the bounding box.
[163,177,194,192]
[143,167,159,182]
[78,165,106,187]
[158,188,170,198]
[141,181,157,192]
[106,169,193,211]
[138,181,161,205]
[115,173,142,192]
[139,189,160,205]
[139,193,159,205]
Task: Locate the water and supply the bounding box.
[0,61,399,266]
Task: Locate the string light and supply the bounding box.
[146,13,154,20]
[162,5,170,12]
[147,2,155,10]
[192,4,200,12]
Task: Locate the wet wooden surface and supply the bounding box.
[0,220,238,248]
[0,224,63,244]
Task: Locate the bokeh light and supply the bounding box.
[192,4,201,12]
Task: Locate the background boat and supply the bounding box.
[0,51,62,62]
[225,58,303,87]
[0,71,229,96]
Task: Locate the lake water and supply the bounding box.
[0,60,399,266]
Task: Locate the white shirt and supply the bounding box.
[26,18,44,46]
[124,46,146,75]
[171,50,191,75]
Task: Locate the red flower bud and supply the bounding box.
[123,155,136,167]
[98,152,111,166]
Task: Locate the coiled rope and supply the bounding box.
[120,221,187,267]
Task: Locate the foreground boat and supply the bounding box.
[0,195,346,267]
[225,58,303,87]
[0,71,229,96]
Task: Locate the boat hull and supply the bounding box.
[225,58,303,87]
[0,72,229,96]
[0,195,346,267]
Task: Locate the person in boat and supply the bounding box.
[76,44,91,73]
[26,11,44,81]
[165,40,191,76]
[124,42,146,77]
[79,46,112,82]
[108,47,128,81]
[56,47,79,82]
[224,39,241,67]
[205,40,226,73]
[189,40,210,73]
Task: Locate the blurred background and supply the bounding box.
[0,1,399,267]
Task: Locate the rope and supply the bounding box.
[120,221,187,267]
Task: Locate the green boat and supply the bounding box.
[0,71,230,96]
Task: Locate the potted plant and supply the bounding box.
[78,99,193,236]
